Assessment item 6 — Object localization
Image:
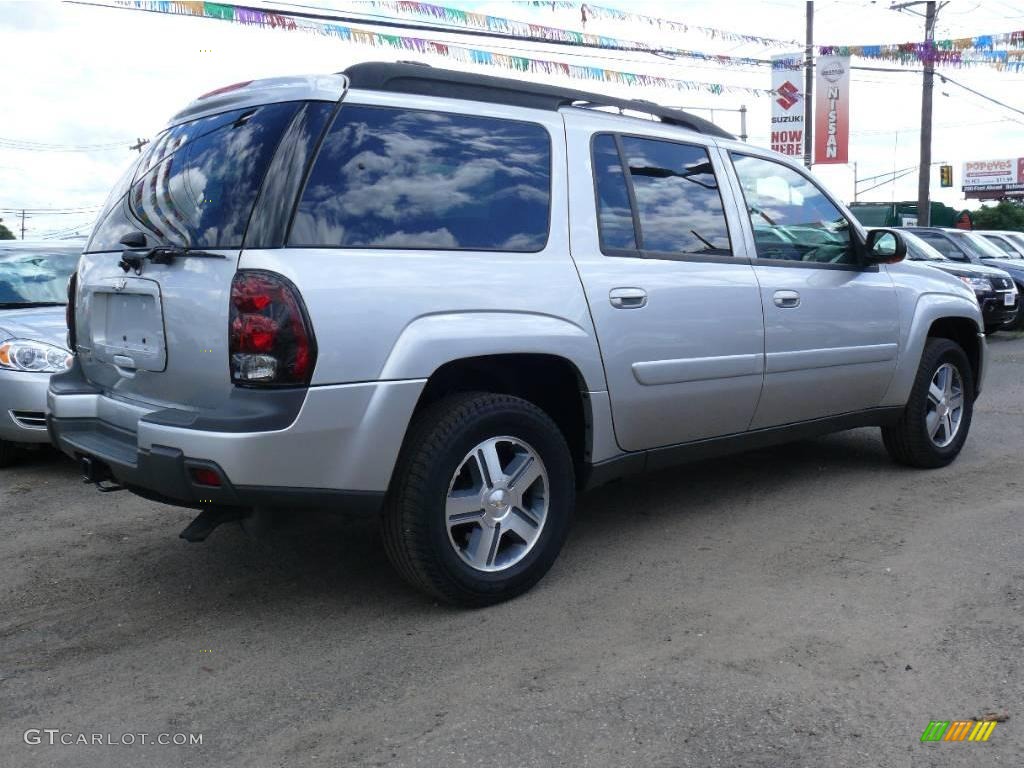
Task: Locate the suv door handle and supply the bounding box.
[609,287,647,309]
[773,290,801,308]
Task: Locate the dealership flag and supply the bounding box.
[814,55,851,164]
[771,53,805,157]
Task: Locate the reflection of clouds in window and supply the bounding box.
[621,137,730,254]
[122,103,297,249]
[291,106,551,251]
[370,227,458,248]
[592,134,637,251]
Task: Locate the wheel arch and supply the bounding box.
[408,353,595,485]
[881,294,984,406]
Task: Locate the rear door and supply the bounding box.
[76,100,307,411]
[723,150,900,428]
[564,112,766,452]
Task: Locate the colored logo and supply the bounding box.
[920,720,997,742]
[776,81,800,111]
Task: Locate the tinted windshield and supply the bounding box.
[86,102,300,252]
[949,230,1006,260]
[981,234,1023,259]
[0,247,80,306]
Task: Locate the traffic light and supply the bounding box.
[940,165,953,188]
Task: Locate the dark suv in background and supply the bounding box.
[902,227,1021,331]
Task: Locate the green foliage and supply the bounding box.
[0,220,15,240]
[972,200,1024,232]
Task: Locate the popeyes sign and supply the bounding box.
[962,158,1024,191]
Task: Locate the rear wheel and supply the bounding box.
[882,338,974,468]
[382,392,574,606]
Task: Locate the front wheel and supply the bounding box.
[882,338,974,468]
[382,392,575,606]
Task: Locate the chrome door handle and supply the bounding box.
[773,290,801,308]
[609,287,647,309]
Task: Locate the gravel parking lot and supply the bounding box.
[3,334,1022,768]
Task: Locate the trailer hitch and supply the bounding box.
[80,456,125,493]
[179,507,249,543]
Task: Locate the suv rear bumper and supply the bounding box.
[47,368,426,511]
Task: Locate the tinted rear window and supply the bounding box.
[289,105,551,251]
[87,102,299,252]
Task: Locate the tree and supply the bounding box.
[972,200,1024,232]
[0,219,15,240]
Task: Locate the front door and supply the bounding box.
[564,114,766,452]
[724,151,900,428]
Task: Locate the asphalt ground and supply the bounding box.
[2,333,1022,768]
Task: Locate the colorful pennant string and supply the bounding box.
[114,2,778,96]
[523,1,1024,70]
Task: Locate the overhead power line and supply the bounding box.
[0,136,131,152]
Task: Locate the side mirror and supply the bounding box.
[864,229,906,264]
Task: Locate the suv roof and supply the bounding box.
[342,61,734,139]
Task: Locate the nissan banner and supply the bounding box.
[814,55,850,164]
[771,53,804,157]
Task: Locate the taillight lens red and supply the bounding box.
[66,271,77,352]
[229,271,316,386]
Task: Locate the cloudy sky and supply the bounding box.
[1,0,1022,240]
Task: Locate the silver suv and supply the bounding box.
[50,63,986,605]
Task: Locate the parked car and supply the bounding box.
[975,230,1024,259]
[0,240,83,466]
[884,229,1021,330]
[50,63,987,605]
[901,227,1021,331]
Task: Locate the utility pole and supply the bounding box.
[918,1,937,226]
[892,1,945,226]
[130,137,149,154]
[804,0,814,169]
[739,105,748,142]
[20,209,26,240]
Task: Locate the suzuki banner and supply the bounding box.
[814,55,850,164]
[771,53,805,157]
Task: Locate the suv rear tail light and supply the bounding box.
[66,271,77,352]
[229,271,316,386]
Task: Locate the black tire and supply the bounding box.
[382,392,574,607]
[882,338,974,468]
[0,440,16,468]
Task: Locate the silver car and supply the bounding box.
[0,240,81,466]
[49,64,985,605]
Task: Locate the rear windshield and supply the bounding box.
[86,102,300,253]
[0,247,80,306]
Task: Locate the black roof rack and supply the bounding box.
[341,62,734,139]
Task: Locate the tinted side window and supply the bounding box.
[913,231,963,259]
[592,134,637,251]
[731,153,856,265]
[289,105,551,251]
[620,136,731,255]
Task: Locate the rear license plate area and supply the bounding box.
[89,278,167,372]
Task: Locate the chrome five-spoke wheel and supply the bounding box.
[926,362,964,448]
[446,436,549,573]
